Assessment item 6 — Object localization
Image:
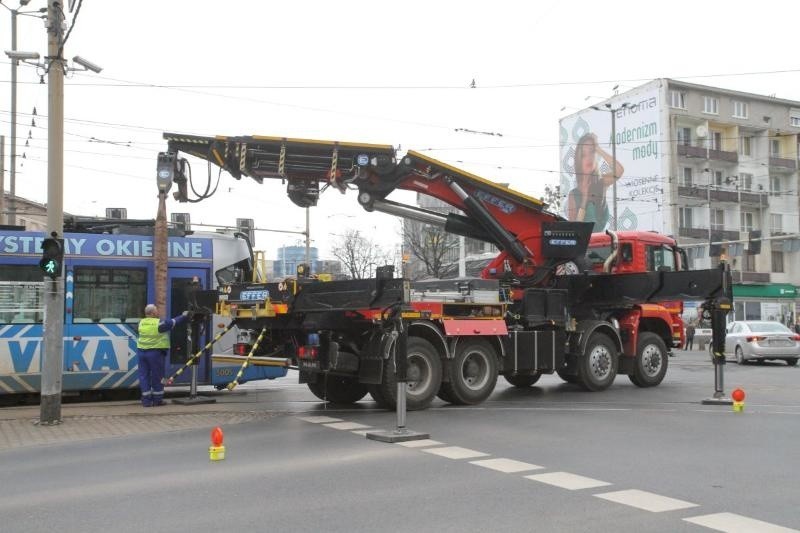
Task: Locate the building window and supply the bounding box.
[771,250,784,273]
[770,139,781,156]
[677,127,691,146]
[713,170,724,187]
[791,109,800,127]
[770,175,781,196]
[739,172,753,191]
[679,207,693,228]
[682,167,693,187]
[740,211,755,233]
[703,96,719,114]
[732,100,748,119]
[771,213,783,234]
[711,131,722,150]
[742,252,756,271]
[670,90,687,109]
[739,136,751,156]
[711,209,725,230]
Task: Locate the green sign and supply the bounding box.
[733,283,798,299]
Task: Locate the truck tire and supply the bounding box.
[504,372,542,388]
[369,337,442,411]
[439,339,498,405]
[629,332,668,388]
[577,332,618,391]
[307,375,368,404]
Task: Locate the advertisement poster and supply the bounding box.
[559,85,665,233]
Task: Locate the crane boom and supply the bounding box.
[161,133,593,285]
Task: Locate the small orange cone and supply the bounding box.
[731,388,745,413]
[209,426,225,461]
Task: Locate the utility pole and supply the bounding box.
[1,135,5,223]
[9,4,19,225]
[591,102,629,230]
[40,0,65,424]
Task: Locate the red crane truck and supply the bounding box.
[159,133,730,410]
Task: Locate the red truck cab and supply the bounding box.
[586,231,686,351]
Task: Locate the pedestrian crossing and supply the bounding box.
[296,414,799,533]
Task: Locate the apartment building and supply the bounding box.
[560,79,800,323]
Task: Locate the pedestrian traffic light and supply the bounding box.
[39,237,64,279]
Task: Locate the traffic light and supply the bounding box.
[39,238,64,279]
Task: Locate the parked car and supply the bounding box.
[720,321,800,366]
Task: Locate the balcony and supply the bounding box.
[731,270,771,284]
[678,227,740,242]
[677,144,707,158]
[739,190,768,206]
[768,156,797,172]
[677,186,768,207]
[708,148,738,164]
[710,189,738,203]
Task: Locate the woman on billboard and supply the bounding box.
[566,132,624,232]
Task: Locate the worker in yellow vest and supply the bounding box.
[137,304,189,407]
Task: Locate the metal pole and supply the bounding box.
[458,236,466,277]
[187,321,197,398]
[39,0,64,424]
[611,109,617,230]
[305,206,311,267]
[1,135,5,223]
[9,8,18,226]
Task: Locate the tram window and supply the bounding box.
[73,267,147,322]
[0,265,45,324]
[216,258,251,285]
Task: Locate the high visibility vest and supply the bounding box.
[137,317,170,350]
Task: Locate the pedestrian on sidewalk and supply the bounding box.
[136,304,189,407]
[684,321,696,350]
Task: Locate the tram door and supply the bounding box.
[167,269,209,383]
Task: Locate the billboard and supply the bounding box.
[559,84,665,233]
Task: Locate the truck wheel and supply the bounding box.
[629,332,668,388]
[307,375,368,404]
[439,339,498,405]
[504,372,541,388]
[577,332,617,391]
[556,369,578,384]
[370,337,442,411]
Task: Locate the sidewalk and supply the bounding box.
[0,381,303,451]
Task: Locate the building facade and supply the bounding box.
[560,79,800,323]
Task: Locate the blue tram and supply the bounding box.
[0,227,287,396]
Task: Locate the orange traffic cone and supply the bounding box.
[209,426,225,461]
[731,388,745,413]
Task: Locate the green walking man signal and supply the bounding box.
[39,236,65,280]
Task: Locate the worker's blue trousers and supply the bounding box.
[137,349,167,406]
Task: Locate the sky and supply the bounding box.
[3,0,800,262]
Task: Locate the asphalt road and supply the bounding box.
[0,350,797,533]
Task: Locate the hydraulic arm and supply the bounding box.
[160,133,593,286]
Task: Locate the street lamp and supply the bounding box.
[3,0,46,225]
[591,102,630,230]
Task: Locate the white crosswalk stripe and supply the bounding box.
[323,421,371,430]
[421,446,489,459]
[525,471,611,490]
[296,416,343,424]
[470,458,543,473]
[684,512,799,533]
[396,439,444,448]
[594,489,698,512]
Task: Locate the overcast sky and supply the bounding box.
[3,0,800,260]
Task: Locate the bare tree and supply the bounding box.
[330,229,394,279]
[402,219,459,279]
[541,184,563,214]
